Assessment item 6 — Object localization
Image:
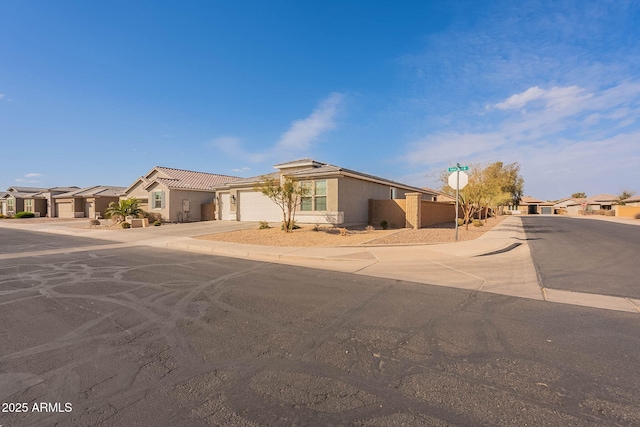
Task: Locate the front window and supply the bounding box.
[300,180,327,211]
[25,199,33,212]
[153,191,165,209]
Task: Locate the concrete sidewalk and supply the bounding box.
[1,216,638,314]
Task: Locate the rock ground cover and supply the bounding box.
[195,215,506,247]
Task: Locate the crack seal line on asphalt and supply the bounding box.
[626,298,640,312]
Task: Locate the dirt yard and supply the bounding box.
[195,216,506,247]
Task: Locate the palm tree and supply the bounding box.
[105,198,144,223]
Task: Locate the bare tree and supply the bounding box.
[255,175,311,232]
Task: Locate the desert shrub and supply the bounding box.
[339,228,348,236]
[15,211,35,218]
[312,222,321,231]
[258,221,271,229]
[605,211,616,216]
[281,221,300,231]
[457,218,465,226]
[473,219,484,227]
[88,219,101,227]
[380,220,388,230]
[635,213,640,220]
[153,220,162,226]
[145,212,163,223]
[365,225,374,232]
[0,214,4,219]
[121,222,131,229]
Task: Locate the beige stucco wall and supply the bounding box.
[124,179,151,206]
[421,200,456,226]
[338,177,407,225]
[169,189,216,222]
[144,181,217,222]
[368,199,407,229]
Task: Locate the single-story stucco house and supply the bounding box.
[506,196,554,215]
[553,194,618,215]
[122,166,240,222]
[622,195,640,207]
[53,186,126,219]
[212,159,438,226]
[1,186,79,217]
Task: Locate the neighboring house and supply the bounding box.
[53,186,126,219]
[1,186,81,217]
[0,192,7,216]
[554,194,618,215]
[212,159,438,226]
[622,195,640,207]
[122,166,240,222]
[1,187,47,216]
[507,196,554,215]
[586,193,617,211]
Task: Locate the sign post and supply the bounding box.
[447,163,469,241]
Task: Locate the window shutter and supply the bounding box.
[160,192,165,209]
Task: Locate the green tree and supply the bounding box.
[441,162,524,230]
[255,175,311,232]
[571,192,587,199]
[615,190,635,205]
[105,198,145,223]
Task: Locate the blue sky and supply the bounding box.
[1,0,639,200]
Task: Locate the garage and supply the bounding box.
[219,193,232,220]
[541,206,552,215]
[55,201,73,218]
[238,190,281,222]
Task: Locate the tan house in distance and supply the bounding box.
[1,186,79,217]
[122,166,240,222]
[53,186,125,219]
[212,159,438,226]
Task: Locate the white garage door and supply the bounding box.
[238,191,281,222]
[220,194,232,220]
[56,202,73,218]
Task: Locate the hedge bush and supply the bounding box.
[15,211,35,218]
[121,222,131,229]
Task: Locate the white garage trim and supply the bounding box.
[238,190,282,222]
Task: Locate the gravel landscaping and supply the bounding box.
[195,215,507,247]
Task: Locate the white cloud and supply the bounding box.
[494,86,546,110]
[275,92,344,151]
[493,85,592,112]
[232,167,251,173]
[405,81,640,198]
[211,92,346,166]
[0,93,4,99]
[24,173,43,178]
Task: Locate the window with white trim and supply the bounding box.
[25,199,33,212]
[152,191,165,209]
[300,180,327,211]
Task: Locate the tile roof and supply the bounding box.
[284,162,437,194]
[623,194,640,203]
[55,186,126,198]
[6,186,47,193]
[520,196,546,204]
[147,167,241,191]
[216,159,436,195]
[587,193,617,202]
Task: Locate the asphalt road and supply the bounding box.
[1,230,640,426]
[522,216,640,299]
